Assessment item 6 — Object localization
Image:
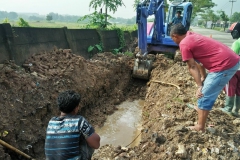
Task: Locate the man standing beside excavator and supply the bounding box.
[170,23,240,132]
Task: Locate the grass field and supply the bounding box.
[8,21,86,29]
[6,20,136,30]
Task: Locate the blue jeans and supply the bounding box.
[198,62,240,110]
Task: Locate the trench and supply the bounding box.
[95,100,144,148]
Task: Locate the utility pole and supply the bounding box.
[229,0,236,17]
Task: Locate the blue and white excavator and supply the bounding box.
[133,0,193,79]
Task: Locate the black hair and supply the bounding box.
[176,11,182,14]
[170,23,187,36]
[57,90,81,113]
[231,22,240,39]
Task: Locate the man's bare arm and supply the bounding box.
[86,132,100,149]
[186,58,202,86]
[196,62,207,82]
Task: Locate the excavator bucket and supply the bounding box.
[132,59,152,80]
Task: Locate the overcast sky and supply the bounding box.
[212,0,239,16]
[1,0,135,18]
[1,0,239,18]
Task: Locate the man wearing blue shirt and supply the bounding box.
[45,90,100,160]
[170,11,183,25]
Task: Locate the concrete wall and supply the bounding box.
[99,30,119,52]
[0,24,137,65]
[0,24,11,63]
[13,27,69,65]
[67,29,100,59]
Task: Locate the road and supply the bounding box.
[191,27,234,47]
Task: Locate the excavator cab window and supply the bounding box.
[166,6,184,36]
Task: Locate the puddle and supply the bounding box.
[96,100,144,147]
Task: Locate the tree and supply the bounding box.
[29,15,44,21]
[218,10,229,31]
[8,12,18,20]
[78,11,113,29]
[46,14,53,21]
[47,12,59,21]
[133,0,140,10]
[230,12,240,23]
[89,0,125,28]
[200,9,219,28]
[0,11,8,19]
[17,18,30,27]
[3,18,9,23]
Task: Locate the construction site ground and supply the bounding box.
[0,49,240,160]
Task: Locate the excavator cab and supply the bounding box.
[166,1,192,35]
[133,0,192,80]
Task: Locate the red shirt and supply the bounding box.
[180,31,239,72]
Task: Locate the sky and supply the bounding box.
[1,0,240,18]
[1,0,136,18]
[212,0,239,16]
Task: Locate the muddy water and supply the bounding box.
[96,100,144,148]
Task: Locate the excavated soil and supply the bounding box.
[93,55,240,160]
[0,49,146,160]
[1,50,240,160]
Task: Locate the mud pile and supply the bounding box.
[93,55,240,160]
[1,49,239,160]
[0,49,146,159]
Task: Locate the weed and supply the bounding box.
[17,18,30,27]
[166,104,171,110]
[143,111,150,118]
[87,44,103,58]
[173,97,184,104]
[124,51,134,57]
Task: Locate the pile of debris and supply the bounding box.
[93,55,240,160]
[0,49,145,159]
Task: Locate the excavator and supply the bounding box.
[133,0,193,79]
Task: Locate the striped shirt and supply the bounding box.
[45,115,94,160]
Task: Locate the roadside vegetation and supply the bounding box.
[196,9,240,32]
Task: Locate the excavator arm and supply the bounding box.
[133,0,193,80]
[133,0,165,80]
[136,0,165,55]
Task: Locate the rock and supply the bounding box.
[121,147,128,152]
[206,127,216,134]
[0,64,4,69]
[175,125,188,132]
[211,147,220,154]
[185,121,194,126]
[233,118,240,125]
[175,144,187,158]
[128,150,135,157]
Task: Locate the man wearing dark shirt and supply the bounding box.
[45,90,100,160]
[170,11,183,25]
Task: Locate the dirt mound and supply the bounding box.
[93,55,240,160]
[0,49,146,159]
[1,49,240,159]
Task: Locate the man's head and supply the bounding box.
[230,22,240,39]
[57,90,81,114]
[176,11,182,17]
[170,23,187,44]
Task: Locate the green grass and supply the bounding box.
[6,20,136,30]
[8,21,86,29]
[123,51,134,57]
[212,27,224,32]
